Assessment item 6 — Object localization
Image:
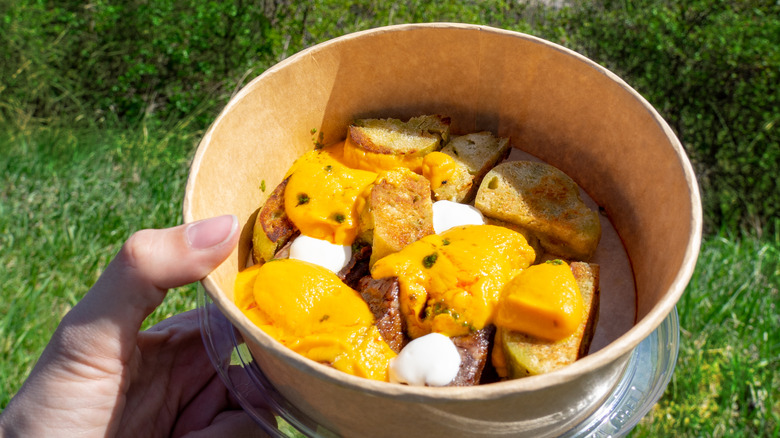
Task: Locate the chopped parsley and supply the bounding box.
[422,252,438,268]
[351,241,368,253]
[313,130,325,149]
[296,193,310,206]
[441,238,451,246]
[332,213,346,223]
[546,259,564,265]
[324,164,333,172]
[425,301,463,322]
[259,180,266,192]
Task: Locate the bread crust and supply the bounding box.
[475,161,601,260]
[252,176,299,264]
[431,132,511,203]
[360,168,435,266]
[349,115,450,155]
[496,262,600,378]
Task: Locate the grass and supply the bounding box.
[0,124,206,400]
[1,125,777,436]
[634,232,780,436]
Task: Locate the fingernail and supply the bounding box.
[187,214,238,249]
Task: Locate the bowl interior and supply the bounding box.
[183,22,701,435]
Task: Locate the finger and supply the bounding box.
[119,312,219,436]
[60,215,239,361]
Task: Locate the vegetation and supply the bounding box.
[2,0,777,233]
[1,0,777,436]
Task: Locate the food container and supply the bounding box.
[183,23,702,437]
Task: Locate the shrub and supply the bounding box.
[0,0,279,128]
[1,0,778,234]
[543,0,779,235]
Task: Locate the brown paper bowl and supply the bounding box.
[183,23,702,437]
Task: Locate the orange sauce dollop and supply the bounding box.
[233,259,396,381]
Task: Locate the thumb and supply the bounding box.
[60,214,240,360]
[0,215,241,437]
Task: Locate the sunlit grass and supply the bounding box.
[633,230,780,437]
[0,124,204,404]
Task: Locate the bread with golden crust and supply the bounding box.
[348,114,450,156]
[252,176,299,264]
[358,167,435,266]
[474,160,601,260]
[431,132,511,203]
[494,262,600,378]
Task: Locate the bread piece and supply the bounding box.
[494,262,600,378]
[349,114,450,156]
[427,132,511,203]
[252,176,299,264]
[474,160,601,260]
[359,167,435,266]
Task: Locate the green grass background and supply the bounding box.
[1,1,778,436]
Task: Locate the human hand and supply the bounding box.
[0,215,271,437]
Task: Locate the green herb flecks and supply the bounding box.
[296,193,310,206]
[422,252,438,268]
[424,300,462,322]
[313,129,325,149]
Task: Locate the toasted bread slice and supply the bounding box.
[359,167,435,266]
[494,262,600,378]
[426,132,511,203]
[474,161,601,260]
[343,115,451,173]
[252,176,299,264]
[349,115,450,155]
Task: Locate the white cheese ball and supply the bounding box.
[288,235,352,273]
[388,332,461,387]
[432,200,486,234]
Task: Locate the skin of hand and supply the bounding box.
[0,215,271,438]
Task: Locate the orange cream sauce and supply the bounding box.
[283,148,376,245]
[421,151,460,191]
[371,224,536,339]
[494,260,583,341]
[234,259,396,381]
[341,133,430,173]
